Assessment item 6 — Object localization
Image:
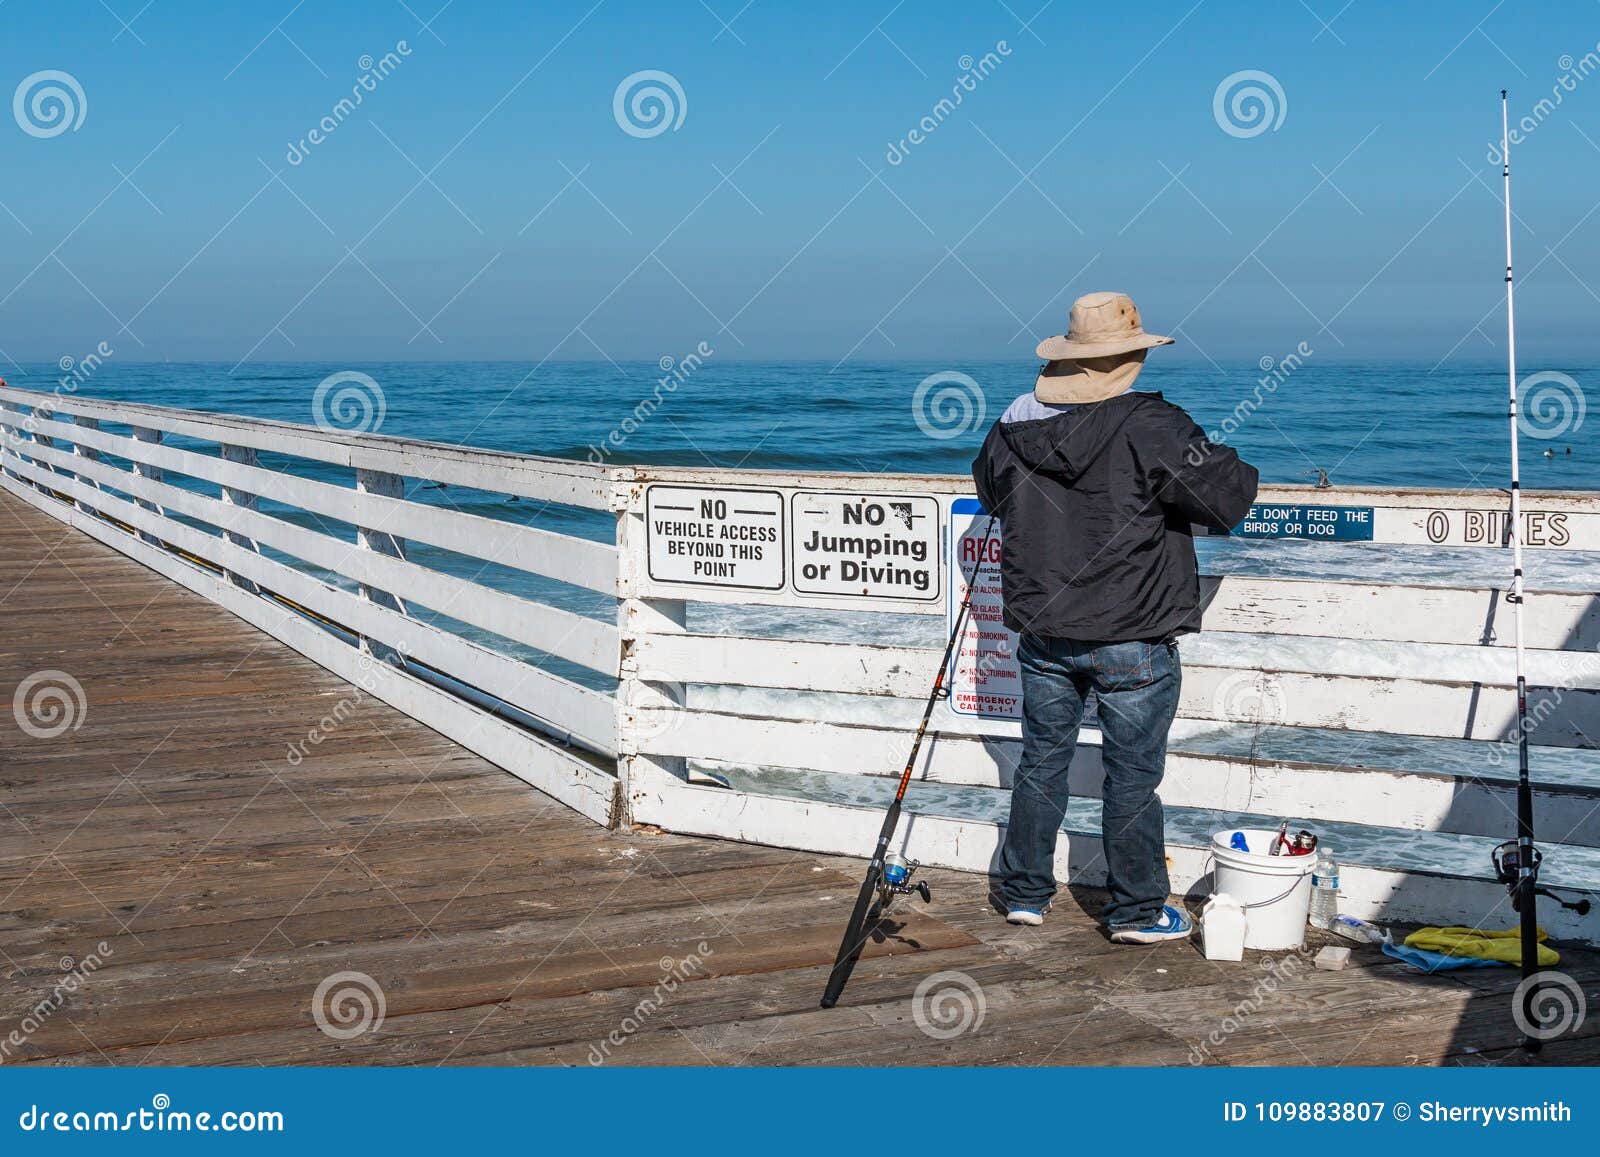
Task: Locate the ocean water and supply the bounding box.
[11,357,1597,490]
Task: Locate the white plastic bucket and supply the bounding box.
[1210,829,1318,950]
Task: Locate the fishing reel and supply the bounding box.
[1492,841,1592,915]
[877,853,932,911]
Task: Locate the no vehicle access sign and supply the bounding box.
[644,485,785,589]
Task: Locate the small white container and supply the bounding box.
[1201,893,1247,961]
[1314,945,1352,970]
[1211,829,1319,950]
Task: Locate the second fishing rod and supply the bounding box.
[818,513,999,1010]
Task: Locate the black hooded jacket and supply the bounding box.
[971,390,1259,642]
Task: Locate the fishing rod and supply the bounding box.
[1485,93,1589,1046]
[1492,89,1549,1051]
[819,513,998,1009]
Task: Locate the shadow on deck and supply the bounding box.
[2,488,1596,1066]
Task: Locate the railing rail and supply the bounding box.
[5,383,1600,941]
[0,385,615,508]
[608,460,1600,943]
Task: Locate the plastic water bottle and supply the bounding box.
[1309,850,1339,929]
[1331,914,1388,944]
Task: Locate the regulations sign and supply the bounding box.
[644,485,784,589]
[789,491,940,600]
[1230,503,1375,541]
[947,498,1021,719]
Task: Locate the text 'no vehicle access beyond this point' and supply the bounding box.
[644,485,784,589]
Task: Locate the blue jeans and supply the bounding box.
[999,634,1181,929]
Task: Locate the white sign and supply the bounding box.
[789,491,940,600]
[645,485,784,589]
[1396,507,1599,550]
[947,499,1021,719]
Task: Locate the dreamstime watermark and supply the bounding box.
[1518,370,1585,440]
[587,943,713,1064]
[613,70,686,138]
[1189,341,1313,464]
[13,70,87,138]
[311,970,386,1040]
[1188,946,1314,1064]
[1486,645,1600,767]
[626,681,690,746]
[3,341,113,450]
[912,370,986,441]
[911,970,986,1039]
[311,370,387,435]
[1512,970,1588,1042]
[285,644,408,766]
[885,41,1012,165]
[586,340,714,463]
[1,943,114,1063]
[1210,670,1286,726]
[16,1094,283,1133]
[1487,49,1600,163]
[286,41,413,165]
[1213,69,1287,139]
[11,669,87,739]
[55,342,113,393]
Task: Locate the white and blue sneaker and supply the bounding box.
[1109,905,1193,944]
[1006,906,1048,926]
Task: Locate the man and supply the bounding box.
[972,291,1258,943]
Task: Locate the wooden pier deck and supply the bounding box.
[3,487,1597,1067]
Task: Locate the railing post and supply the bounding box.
[614,478,686,830]
[29,407,67,492]
[220,444,260,592]
[130,425,165,546]
[71,415,101,514]
[31,406,56,471]
[0,403,23,482]
[354,468,407,658]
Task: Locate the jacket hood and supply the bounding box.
[997,390,1159,485]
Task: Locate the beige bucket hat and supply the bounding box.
[1034,291,1174,404]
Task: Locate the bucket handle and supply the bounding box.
[1203,852,1312,911]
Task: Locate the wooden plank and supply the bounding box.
[7,911,973,1060]
[635,587,1600,708]
[500,977,1195,1067]
[633,604,1600,713]
[36,944,1028,1067]
[642,709,1600,844]
[0,849,850,976]
[627,474,1600,609]
[0,454,614,751]
[0,386,619,510]
[626,764,1600,943]
[631,462,1600,516]
[3,445,619,675]
[18,411,618,593]
[1198,576,1600,651]
[630,636,1600,745]
[1105,966,1600,1066]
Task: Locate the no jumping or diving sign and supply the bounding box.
[789,492,940,600]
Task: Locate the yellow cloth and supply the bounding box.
[1404,925,1560,966]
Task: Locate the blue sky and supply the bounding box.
[1,0,1597,368]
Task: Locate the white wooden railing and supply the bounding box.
[0,385,625,824]
[4,383,1599,941]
